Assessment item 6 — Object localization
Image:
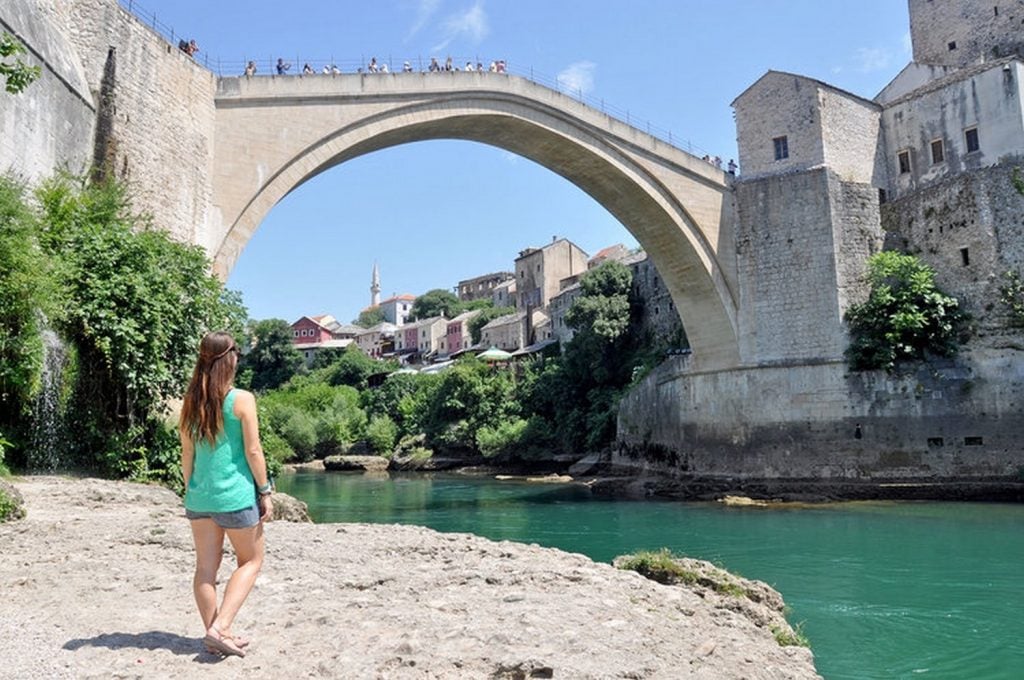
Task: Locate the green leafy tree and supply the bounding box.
[0,177,50,432]
[469,306,516,344]
[566,261,633,341]
[1,33,41,94]
[845,251,967,372]
[30,175,245,477]
[354,306,385,327]
[409,288,459,321]
[315,344,379,388]
[244,319,304,391]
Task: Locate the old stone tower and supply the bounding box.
[617,0,1024,495]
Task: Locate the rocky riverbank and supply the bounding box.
[0,476,819,679]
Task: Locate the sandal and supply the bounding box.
[203,624,246,658]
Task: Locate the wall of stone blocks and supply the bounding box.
[734,169,855,363]
[628,256,686,347]
[830,179,886,314]
[0,0,95,183]
[909,0,1024,67]
[881,161,1024,344]
[1,0,218,251]
[617,348,1024,487]
[734,72,824,180]
[819,88,887,187]
[882,61,1024,199]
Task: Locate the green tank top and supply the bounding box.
[184,389,255,513]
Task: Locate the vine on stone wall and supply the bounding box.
[999,270,1024,328]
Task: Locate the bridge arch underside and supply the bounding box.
[215,104,739,368]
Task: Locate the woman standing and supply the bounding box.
[180,331,273,658]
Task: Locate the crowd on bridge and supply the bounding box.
[243,56,508,77]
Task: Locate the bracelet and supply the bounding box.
[257,481,273,495]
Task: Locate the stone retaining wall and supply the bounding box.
[617,348,1024,489]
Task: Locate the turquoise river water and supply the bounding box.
[276,471,1024,679]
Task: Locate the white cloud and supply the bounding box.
[854,47,891,73]
[406,0,441,41]
[432,1,488,52]
[556,61,596,96]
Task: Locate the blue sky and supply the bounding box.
[129,1,912,324]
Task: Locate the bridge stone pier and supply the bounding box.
[211,73,740,370]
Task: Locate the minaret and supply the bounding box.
[370,262,381,307]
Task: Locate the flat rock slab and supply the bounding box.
[323,455,390,471]
[0,476,820,679]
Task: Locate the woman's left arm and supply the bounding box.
[180,427,194,490]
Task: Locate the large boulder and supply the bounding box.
[0,478,25,522]
[270,491,311,523]
[323,455,389,472]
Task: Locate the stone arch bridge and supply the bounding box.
[211,73,739,369]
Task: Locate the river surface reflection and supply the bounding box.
[277,470,1024,679]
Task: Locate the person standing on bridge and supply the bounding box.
[276,58,291,75]
[180,331,273,658]
[244,61,256,76]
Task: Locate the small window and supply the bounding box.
[293,330,299,337]
[930,139,945,164]
[960,247,970,266]
[879,188,888,204]
[773,135,789,160]
[927,437,944,448]
[898,150,911,174]
[964,436,984,446]
[948,41,957,51]
[965,127,980,153]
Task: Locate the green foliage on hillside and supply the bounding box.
[845,251,966,372]
[255,259,667,464]
[408,288,460,320]
[243,318,303,391]
[0,174,246,486]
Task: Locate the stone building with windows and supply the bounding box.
[457,271,514,303]
[731,0,1024,347]
[514,238,589,312]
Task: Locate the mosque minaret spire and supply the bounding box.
[371,262,381,307]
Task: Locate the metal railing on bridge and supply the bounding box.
[119,0,715,159]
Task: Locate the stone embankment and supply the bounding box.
[0,476,820,679]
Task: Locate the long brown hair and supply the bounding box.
[180,331,240,445]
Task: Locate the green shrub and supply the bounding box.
[845,251,966,372]
[279,410,318,461]
[475,418,528,458]
[771,623,810,648]
[0,487,19,522]
[366,415,398,455]
[616,549,695,586]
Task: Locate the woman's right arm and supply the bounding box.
[234,390,273,521]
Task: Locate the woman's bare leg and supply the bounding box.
[209,522,264,635]
[189,518,224,630]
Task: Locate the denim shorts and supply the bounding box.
[185,502,260,529]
